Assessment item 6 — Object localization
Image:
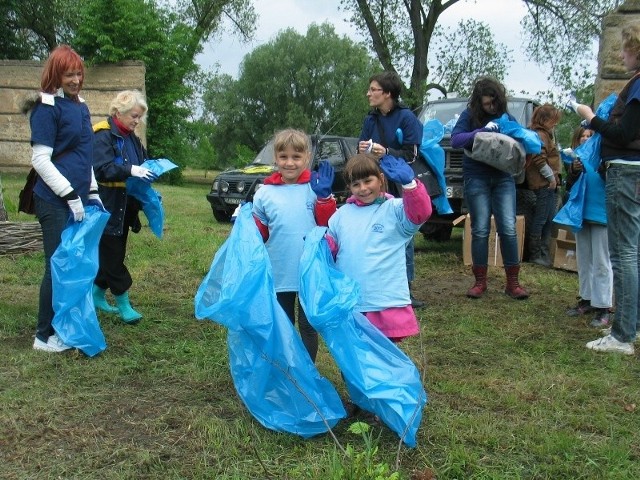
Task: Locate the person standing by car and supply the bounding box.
[570,25,640,355]
[357,71,426,308]
[525,104,562,266]
[252,129,336,362]
[563,125,612,328]
[92,90,157,324]
[26,45,101,352]
[451,76,529,300]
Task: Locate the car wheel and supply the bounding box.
[212,208,232,223]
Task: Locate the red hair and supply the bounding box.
[40,45,85,94]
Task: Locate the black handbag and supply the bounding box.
[18,168,38,214]
[409,155,443,198]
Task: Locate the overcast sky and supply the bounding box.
[196,0,596,98]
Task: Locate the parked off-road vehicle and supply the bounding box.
[417,97,540,240]
[206,135,358,222]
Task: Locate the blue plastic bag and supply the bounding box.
[299,226,427,447]
[496,113,542,154]
[51,206,110,357]
[397,124,453,215]
[554,93,617,230]
[194,203,345,438]
[126,158,178,238]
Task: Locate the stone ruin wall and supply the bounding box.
[0,61,146,172]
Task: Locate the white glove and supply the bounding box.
[365,139,373,153]
[67,197,85,222]
[484,121,499,132]
[130,165,158,183]
[565,93,580,113]
[88,192,104,210]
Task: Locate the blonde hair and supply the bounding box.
[273,129,310,157]
[622,24,640,59]
[109,90,148,122]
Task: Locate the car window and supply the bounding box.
[419,101,467,124]
[252,141,275,165]
[419,99,534,127]
[315,140,344,167]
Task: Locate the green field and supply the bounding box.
[1,171,638,479]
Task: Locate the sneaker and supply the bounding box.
[586,334,634,355]
[566,299,594,317]
[48,334,72,351]
[590,308,611,328]
[33,334,71,353]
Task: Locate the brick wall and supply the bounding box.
[0,60,146,172]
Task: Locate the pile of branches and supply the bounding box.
[0,221,42,255]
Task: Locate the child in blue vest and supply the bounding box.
[326,153,431,342]
[252,129,336,361]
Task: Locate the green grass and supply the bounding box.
[1,170,639,479]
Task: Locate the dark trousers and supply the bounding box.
[34,196,69,342]
[94,230,132,296]
[276,291,318,362]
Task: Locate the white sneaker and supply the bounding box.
[586,334,634,355]
[33,334,71,353]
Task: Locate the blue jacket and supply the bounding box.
[92,117,146,236]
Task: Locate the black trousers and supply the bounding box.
[95,229,132,296]
[276,291,318,362]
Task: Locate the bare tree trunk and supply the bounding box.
[0,174,8,221]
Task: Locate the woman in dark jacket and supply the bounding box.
[358,71,426,308]
[92,90,157,323]
[572,25,640,355]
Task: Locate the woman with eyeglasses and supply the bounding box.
[357,71,426,309]
[92,90,157,324]
[451,76,529,300]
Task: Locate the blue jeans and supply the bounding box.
[606,163,640,343]
[464,175,520,267]
[34,196,70,342]
[530,187,557,239]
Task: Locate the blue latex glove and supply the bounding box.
[484,121,499,132]
[380,155,415,185]
[310,160,334,198]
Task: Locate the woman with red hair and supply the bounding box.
[25,45,101,352]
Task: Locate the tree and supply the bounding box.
[202,23,379,163]
[341,0,621,108]
[428,19,513,97]
[72,0,255,182]
[1,0,81,59]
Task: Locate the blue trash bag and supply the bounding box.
[126,158,178,238]
[554,93,617,231]
[51,205,110,357]
[496,113,542,154]
[397,124,453,215]
[299,226,427,447]
[194,203,346,438]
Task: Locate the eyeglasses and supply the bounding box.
[367,87,383,93]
